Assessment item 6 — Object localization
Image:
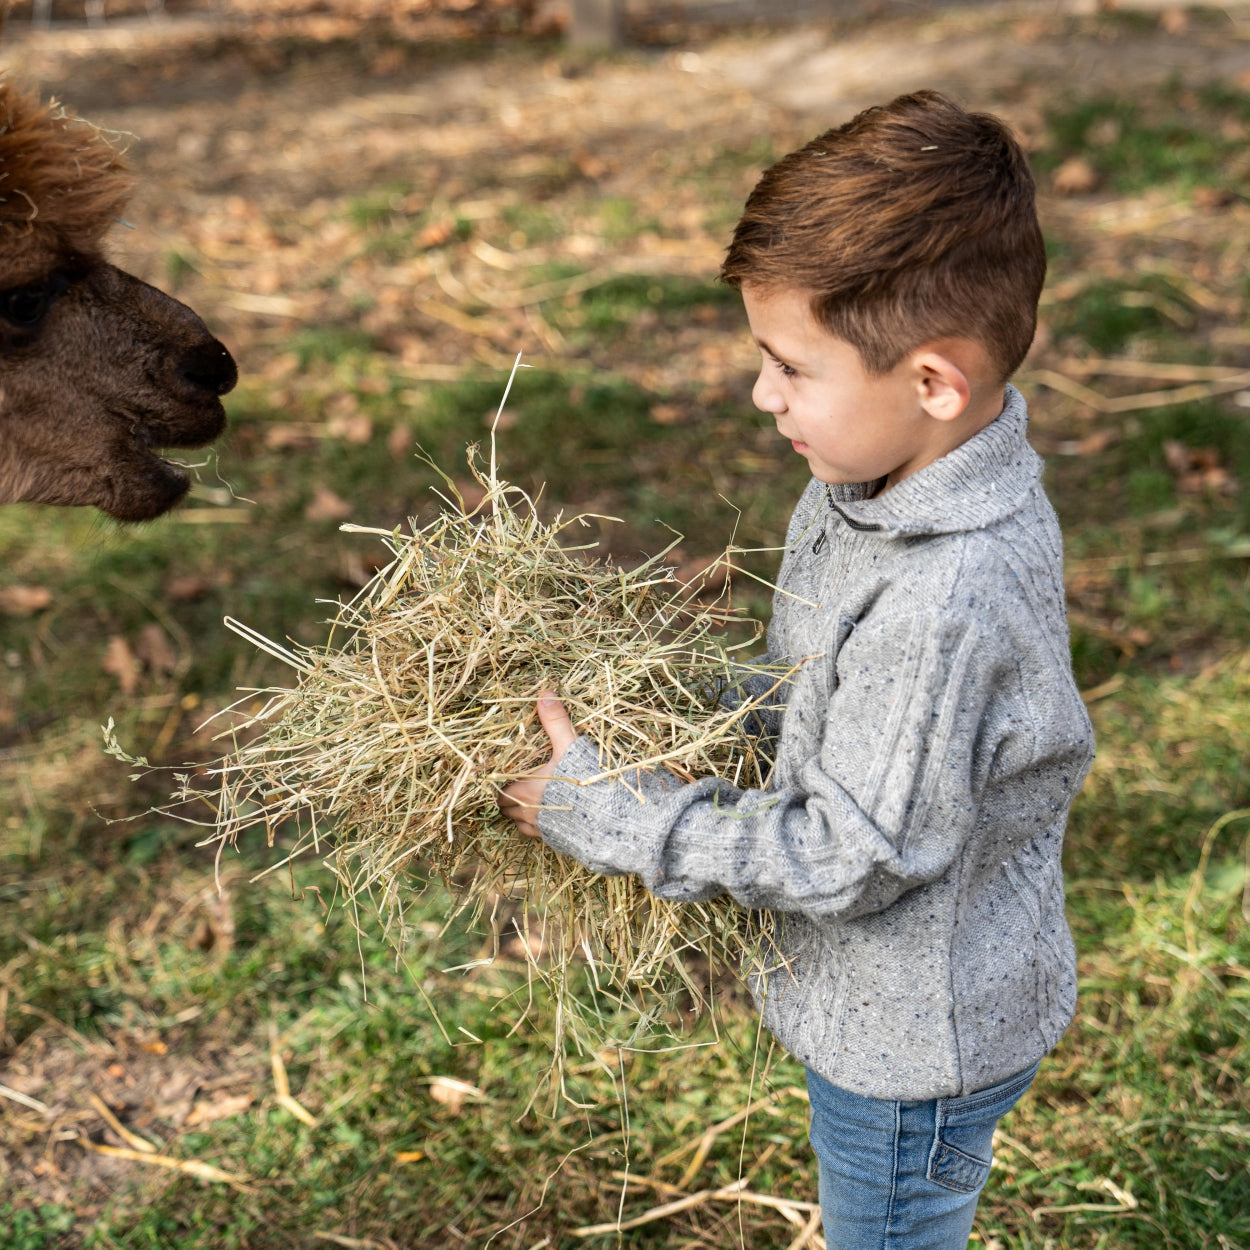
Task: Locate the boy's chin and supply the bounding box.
[810,467,860,485]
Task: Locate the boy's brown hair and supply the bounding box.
[721,91,1045,383]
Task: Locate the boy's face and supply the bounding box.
[742,285,946,491]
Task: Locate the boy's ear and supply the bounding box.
[912,346,972,423]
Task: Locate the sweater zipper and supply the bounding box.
[825,492,884,533]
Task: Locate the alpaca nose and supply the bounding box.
[179,339,238,397]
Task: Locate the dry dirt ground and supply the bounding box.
[5,1,1250,415]
[2,0,1250,1232]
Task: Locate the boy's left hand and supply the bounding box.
[498,693,577,839]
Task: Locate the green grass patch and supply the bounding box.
[288,325,378,369]
[574,273,739,328]
[595,195,663,243]
[1072,654,1250,877]
[500,201,563,245]
[344,186,412,230]
[1051,398,1250,529]
[1041,391,1250,688]
[1037,86,1250,195]
[1002,829,1250,1246]
[1048,276,1194,356]
[0,1204,76,1250]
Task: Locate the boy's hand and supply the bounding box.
[498,693,577,839]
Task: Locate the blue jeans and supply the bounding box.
[805,1061,1039,1249]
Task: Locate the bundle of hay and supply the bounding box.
[138,371,787,1078]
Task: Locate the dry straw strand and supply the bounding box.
[148,358,792,1084]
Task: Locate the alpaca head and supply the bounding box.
[0,80,236,522]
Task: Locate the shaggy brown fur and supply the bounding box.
[0,78,235,521]
[0,80,133,259]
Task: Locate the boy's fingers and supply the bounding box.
[497,695,575,840]
[497,775,537,835]
[536,693,577,757]
[500,776,541,808]
[499,777,545,838]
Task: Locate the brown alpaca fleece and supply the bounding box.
[0,82,134,257]
[0,77,236,521]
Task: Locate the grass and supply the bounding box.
[571,273,741,330]
[0,1204,76,1249]
[1036,84,1250,195]
[1047,276,1193,356]
[2,25,1249,1248]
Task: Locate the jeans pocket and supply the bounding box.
[925,1062,1040,1195]
[926,1137,991,1194]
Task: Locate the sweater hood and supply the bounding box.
[825,385,1041,537]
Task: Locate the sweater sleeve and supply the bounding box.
[716,653,786,743]
[536,605,1014,922]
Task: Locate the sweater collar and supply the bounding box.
[824,384,1040,537]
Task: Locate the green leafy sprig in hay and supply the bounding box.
[117,366,790,1089]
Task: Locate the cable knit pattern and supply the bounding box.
[538,386,1094,1099]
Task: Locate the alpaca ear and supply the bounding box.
[910,349,970,422]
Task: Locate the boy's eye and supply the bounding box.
[774,359,798,378]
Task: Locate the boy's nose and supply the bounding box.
[752,370,786,415]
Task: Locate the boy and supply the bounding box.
[500,91,1094,1248]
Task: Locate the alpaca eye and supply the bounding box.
[0,274,68,328]
[0,283,51,327]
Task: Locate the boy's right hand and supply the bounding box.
[497,693,577,839]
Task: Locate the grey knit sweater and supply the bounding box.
[538,385,1094,1100]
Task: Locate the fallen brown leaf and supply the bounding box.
[265,423,320,450]
[1163,441,1235,493]
[1056,429,1121,456]
[416,219,455,249]
[325,412,373,443]
[103,637,141,698]
[1179,467,1234,495]
[0,585,52,617]
[386,424,415,459]
[427,1076,484,1115]
[1192,186,1235,211]
[1052,156,1099,196]
[164,575,214,602]
[1159,8,1189,35]
[185,1093,254,1127]
[574,149,610,179]
[304,485,353,523]
[649,402,686,425]
[134,623,179,676]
